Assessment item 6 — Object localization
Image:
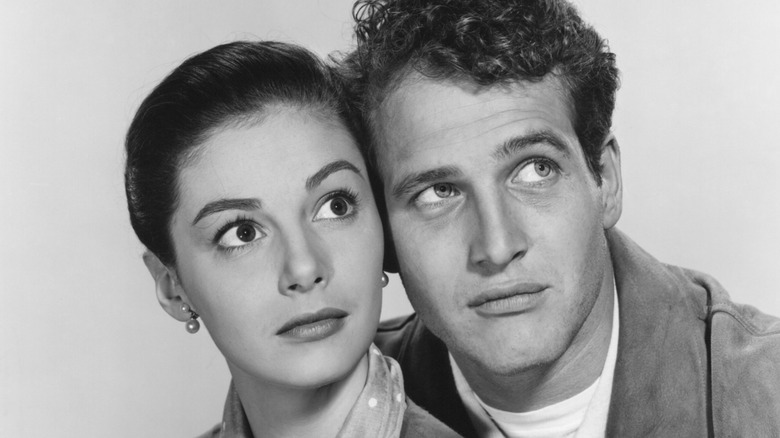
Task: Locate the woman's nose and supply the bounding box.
[278,228,330,294]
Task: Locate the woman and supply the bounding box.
[124,41,459,437]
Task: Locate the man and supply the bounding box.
[343,0,780,436]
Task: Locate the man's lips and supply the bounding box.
[276,307,348,335]
[468,283,548,309]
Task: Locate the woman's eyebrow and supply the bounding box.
[192,198,262,225]
[305,159,362,191]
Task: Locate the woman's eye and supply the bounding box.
[416,183,461,206]
[513,160,558,184]
[314,196,355,220]
[217,222,265,248]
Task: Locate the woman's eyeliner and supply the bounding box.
[213,217,265,253]
[314,188,361,221]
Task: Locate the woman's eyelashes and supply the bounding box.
[215,219,266,251]
[211,189,360,252]
[313,188,360,221]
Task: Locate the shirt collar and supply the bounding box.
[219,344,406,438]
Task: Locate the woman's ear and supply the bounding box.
[598,133,623,230]
[142,251,190,322]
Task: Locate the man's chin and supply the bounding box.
[496,358,551,377]
[479,350,554,377]
[453,337,561,378]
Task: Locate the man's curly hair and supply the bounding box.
[343,0,619,184]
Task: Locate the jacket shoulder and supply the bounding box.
[699,272,780,435]
[672,263,780,335]
[375,313,419,360]
[401,398,464,438]
[710,295,780,337]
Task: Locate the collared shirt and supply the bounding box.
[203,344,406,438]
[449,289,619,438]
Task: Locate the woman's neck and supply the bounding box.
[228,353,369,438]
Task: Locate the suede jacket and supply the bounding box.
[375,229,780,437]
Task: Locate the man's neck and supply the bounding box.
[455,271,615,413]
[228,353,369,438]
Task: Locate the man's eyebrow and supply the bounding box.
[192,198,262,225]
[305,159,362,191]
[391,166,461,200]
[491,130,570,161]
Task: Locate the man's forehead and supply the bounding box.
[378,70,570,109]
[372,73,575,175]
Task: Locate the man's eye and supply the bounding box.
[416,183,461,206]
[217,222,265,249]
[314,195,355,220]
[513,160,558,184]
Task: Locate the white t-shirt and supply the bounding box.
[450,290,619,438]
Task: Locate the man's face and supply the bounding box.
[375,74,621,376]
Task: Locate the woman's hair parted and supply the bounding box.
[125,41,364,266]
[343,0,620,183]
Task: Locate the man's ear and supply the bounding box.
[599,133,623,230]
[142,251,190,322]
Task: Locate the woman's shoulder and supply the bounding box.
[401,397,464,438]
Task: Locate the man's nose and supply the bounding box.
[278,227,330,294]
[468,193,528,271]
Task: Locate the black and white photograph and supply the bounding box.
[2,0,779,436]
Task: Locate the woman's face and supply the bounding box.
[168,107,384,389]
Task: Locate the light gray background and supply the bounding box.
[1,0,778,436]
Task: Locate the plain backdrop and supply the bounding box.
[1,0,778,436]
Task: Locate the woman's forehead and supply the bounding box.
[176,113,366,210]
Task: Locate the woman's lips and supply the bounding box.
[276,307,348,341]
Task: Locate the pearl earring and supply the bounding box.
[181,302,200,334]
[381,273,389,288]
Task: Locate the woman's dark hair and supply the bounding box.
[343,0,619,184]
[125,41,363,266]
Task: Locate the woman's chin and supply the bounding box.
[227,342,368,392]
[291,346,367,389]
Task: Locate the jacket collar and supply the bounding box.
[393,320,479,438]
[606,228,710,435]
